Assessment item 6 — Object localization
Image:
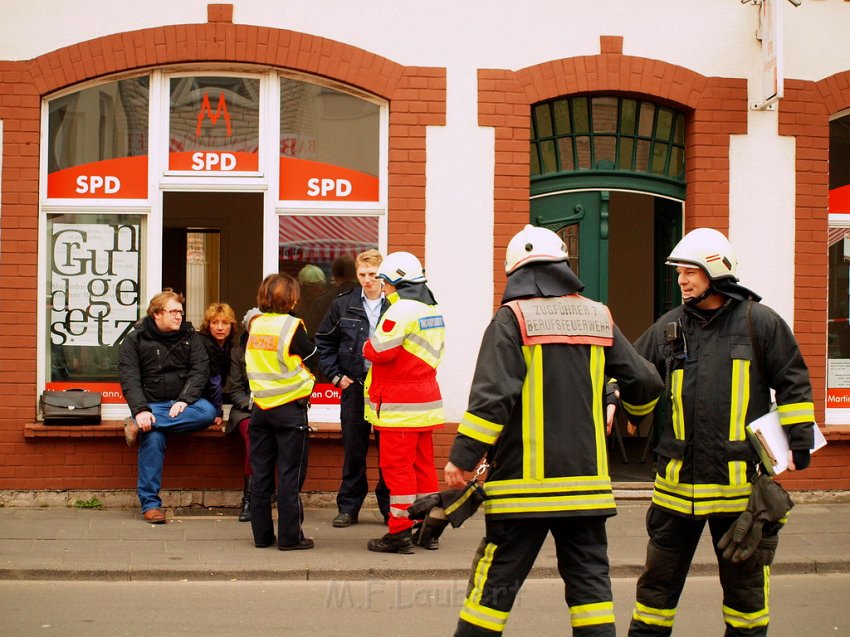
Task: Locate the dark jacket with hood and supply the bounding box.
[448,262,663,519]
[118,316,210,417]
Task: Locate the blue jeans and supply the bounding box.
[137,399,216,512]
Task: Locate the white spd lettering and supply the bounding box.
[306,178,352,198]
[191,152,237,171]
[75,175,121,194]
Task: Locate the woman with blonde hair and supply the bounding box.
[199,302,238,429]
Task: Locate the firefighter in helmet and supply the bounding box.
[445,225,663,636]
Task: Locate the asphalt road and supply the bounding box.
[2,574,847,636]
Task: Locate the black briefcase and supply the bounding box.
[40,389,102,425]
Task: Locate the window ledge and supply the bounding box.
[24,420,342,439]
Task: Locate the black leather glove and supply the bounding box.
[791,449,811,470]
[717,474,794,564]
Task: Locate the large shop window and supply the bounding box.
[40,70,386,419]
[46,213,145,388]
[279,78,380,202]
[827,112,850,423]
[47,77,149,199]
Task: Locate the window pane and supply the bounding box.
[540,140,557,173]
[575,136,591,169]
[558,138,575,171]
[670,146,684,178]
[530,142,541,176]
[277,215,379,338]
[673,113,685,145]
[556,224,580,277]
[553,100,571,135]
[169,76,260,171]
[592,97,618,133]
[595,136,617,166]
[651,142,669,174]
[638,102,655,137]
[620,99,637,135]
[47,77,149,199]
[618,137,635,170]
[534,103,553,138]
[656,108,674,140]
[572,98,590,134]
[635,139,650,172]
[47,213,144,383]
[280,79,380,201]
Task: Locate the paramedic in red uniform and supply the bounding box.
[445,225,663,636]
[363,251,446,554]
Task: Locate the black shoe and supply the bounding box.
[279,538,314,551]
[238,476,252,522]
[254,535,275,548]
[332,512,358,528]
[367,529,414,554]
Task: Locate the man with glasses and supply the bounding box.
[119,289,216,523]
[315,249,391,528]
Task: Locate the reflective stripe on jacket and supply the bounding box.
[363,293,445,430]
[449,296,663,519]
[245,313,315,410]
[635,298,814,517]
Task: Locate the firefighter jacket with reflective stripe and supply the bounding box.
[448,295,664,519]
[634,298,815,518]
[245,313,315,410]
[363,292,445,431]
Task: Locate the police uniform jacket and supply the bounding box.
[449,262,663,519]
[635,297,815,518]
[118,316,209,417]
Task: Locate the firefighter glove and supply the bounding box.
[717,474,794,564]
[406,493,442,520]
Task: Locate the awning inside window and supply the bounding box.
[278,216,379,263]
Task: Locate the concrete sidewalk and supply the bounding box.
[1,500,848,582]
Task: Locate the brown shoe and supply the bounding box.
[143,508,166,524]
[124,417,140,447]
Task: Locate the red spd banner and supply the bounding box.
[47,157,148,199]
[169,151,259,172]
[46,382,125,404]
[280,157,378,202]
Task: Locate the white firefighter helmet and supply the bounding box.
[666,227,738,281]
[505,224,569,274]
[377,251,427,285]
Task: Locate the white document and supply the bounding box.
[745,408,827,476]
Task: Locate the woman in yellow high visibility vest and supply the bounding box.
[245,273,318,551]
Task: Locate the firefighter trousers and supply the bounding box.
[628,505,770,637]
[378,429,439,534]
[455,516,616,636]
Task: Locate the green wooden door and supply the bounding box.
[531,190,610,302]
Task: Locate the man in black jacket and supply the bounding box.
[315,249,390,528]
[119,289,216,524]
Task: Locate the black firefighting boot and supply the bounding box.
[238,476,252,522]
[367,528,414,554]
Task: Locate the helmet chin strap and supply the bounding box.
[684,285,716,307]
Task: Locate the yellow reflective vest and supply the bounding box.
[245,313,315,410]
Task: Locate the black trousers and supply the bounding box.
[455,516,616,637]
[337,384,389,519]
[249,402,309,548]
[628,505,770,637]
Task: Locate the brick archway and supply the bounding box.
[0,19,445,492]
[479,49,748,307]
